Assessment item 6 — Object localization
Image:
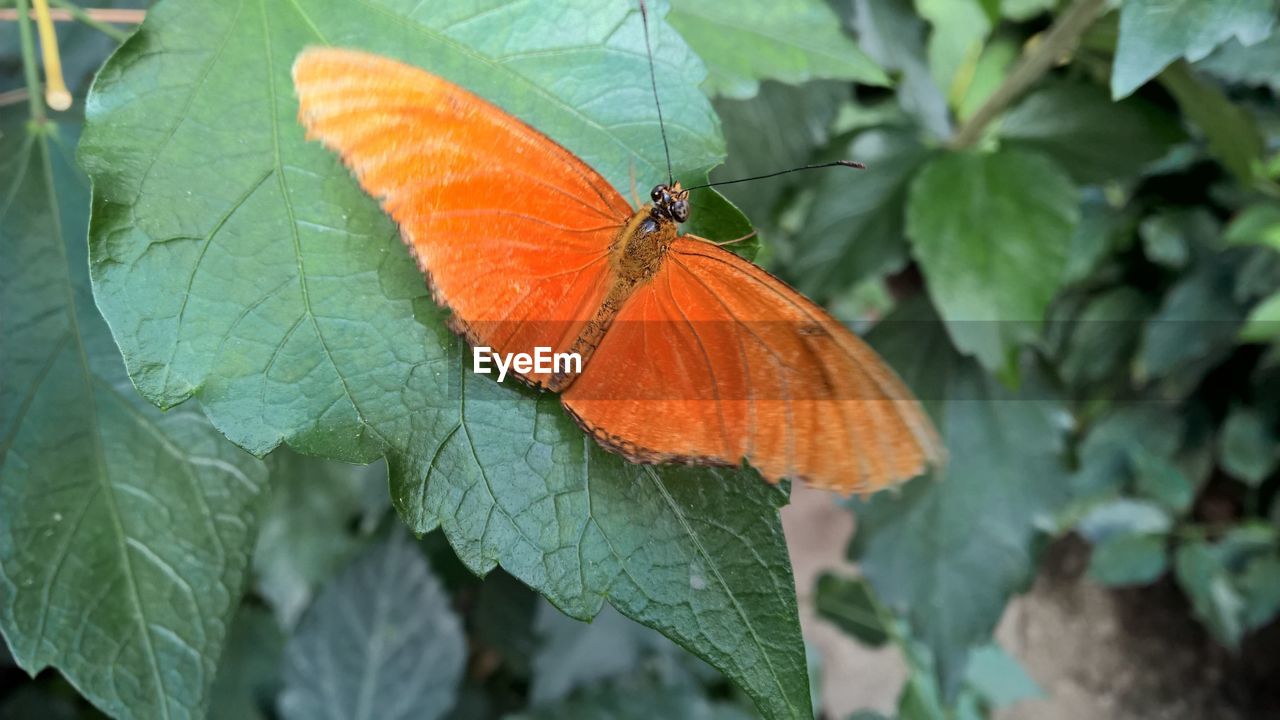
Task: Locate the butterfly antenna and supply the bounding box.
[638,0,674,186]
[682,160,866,191]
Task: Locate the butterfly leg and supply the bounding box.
[710,229,758,247]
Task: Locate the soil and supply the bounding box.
[781,485,1280,720]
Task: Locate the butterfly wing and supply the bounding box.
[292,48,632,387]
[561,237,942,492]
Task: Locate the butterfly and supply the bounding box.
[292,43,941,494]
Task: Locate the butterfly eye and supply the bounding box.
[671,200,690,223]
[650,185,664,203]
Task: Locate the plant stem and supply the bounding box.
[948,0,1108,150]
[48,0,130,42]
[31,0,71,110]
[14,0,44,123]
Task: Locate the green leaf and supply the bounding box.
[208,606,284,720]
[1140,213,1193,268]
[1056,287,1154,389]
[1111,0,1277,99]
[1174,541,1247,648]
[1241,291,1280,341]
[849,0,952,138]
[964,644,1043,707]
[1061,191,1134,285]
[813,574,890,647]
[667,0,888,99]
[1000,80,1186,183]
[1225,204,1280,251]
[1159,61,1266,184]
[1075,499,1174,542]
[279,532,465,720]
[915,0,991,106]
[79,1,811,715]
[1131,449,1195,513]
[1087,533,1169,587]
[850,298,1070,697]
[1137,252,1251,389]
[1218,405,1278,486]
[712,80,848,221]
[1199,34,1280,92]
[1072,406,1183,498]
[0,117,267,719]
[788,128,933,302]
[906,149,1079,373]
[253,451,385,626]
[1239,554,1280,630]
[954,36,1017,122]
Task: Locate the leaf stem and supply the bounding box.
[13,0,45,123]
[948,0,1108,150]
[47,0,130,42]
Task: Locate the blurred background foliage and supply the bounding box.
[2,0,1280,718]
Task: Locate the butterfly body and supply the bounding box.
[293,48,942,493]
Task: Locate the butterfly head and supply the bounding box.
[649,182,690,224]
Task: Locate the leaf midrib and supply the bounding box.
[34,130,173,719]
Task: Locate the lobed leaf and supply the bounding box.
[78,0,812,715]
[1111,0,1277,99]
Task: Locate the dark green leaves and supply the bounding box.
[79,1,810,716]
[1112,0,1278,98]
[999,81,1185,183]
[906,149,1079,373]
[789,129,932,302]
[0,117,267,719]
[279,532,465,720]
[668,0,888,99]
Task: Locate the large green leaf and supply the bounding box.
[906,149,1079,374]
[0,117,267,719]
[279,532,465,720]
[1111,0,1277,99]
[787,128,933,303]
[667,0,888,99]
[998,80,1186,183]
[711,80,847,223]
[848,299,1070,697]
[78,1,811,715]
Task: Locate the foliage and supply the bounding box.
[3,0,1280,719]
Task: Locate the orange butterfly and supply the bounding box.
[292,46,941,493]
